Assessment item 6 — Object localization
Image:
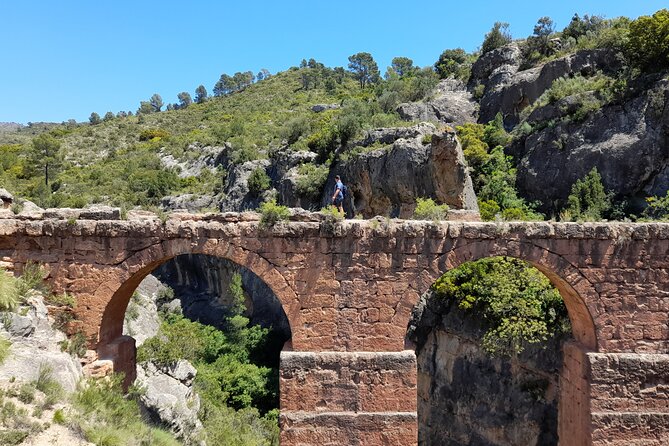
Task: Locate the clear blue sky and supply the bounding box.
[1,0,666,124]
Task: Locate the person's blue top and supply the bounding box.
[334,180,344,200]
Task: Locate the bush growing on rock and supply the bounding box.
[562,167,610,221]
[413,198,449,221]
[295,163,329,200]
[481,22,512,55]
[247,168,271,196]
[627,9,669,72]
[433,257,571,355]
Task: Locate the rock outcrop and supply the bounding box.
[515,79,669,212]
[0,294,83,392]
[136,360,203,444]
[408,290,567,446]
[472,46,622,127]
[397,79,478,127]
[123,274,163,346]
[326,123,478,218]
[218,159,273,212]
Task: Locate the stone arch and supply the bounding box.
[404,239,600,446]
[98,238,301,349]
[403,239,598,350]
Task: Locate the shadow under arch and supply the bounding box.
[96,239,300,383]
[406,239,601,446]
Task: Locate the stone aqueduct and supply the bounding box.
[0,209,668,445]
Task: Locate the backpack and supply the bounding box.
[341,184,348,198]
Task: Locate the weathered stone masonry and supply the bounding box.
[0,211,668,445]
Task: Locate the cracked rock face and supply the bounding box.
[136,360,203,444]
[515,80,669,213]
[397,79,479,127]
[0,294,83,393]
[325,124,478,218]
[408,290,567,446]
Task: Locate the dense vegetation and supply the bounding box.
[137,274,281,445]
[433,257,571,356]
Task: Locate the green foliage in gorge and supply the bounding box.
[247,168,271,196]
[433,257,571,355]
[137,291,281,445]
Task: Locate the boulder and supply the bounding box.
[0,295,83,392]
[397,79,478,127]
[79,205,121,220]
[311,104,340,113]
[159,143,227,179]
[136,360,203,443]
[469,43,523,93]
[325,124,478,218]
[0,188,13,208]
[219,159,273,212]
[161,194,217,213]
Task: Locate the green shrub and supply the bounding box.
[413,198,449,221]
[34,363,63,404]
[247,168,271,196]
[563,168,610,221]
[16,262,48,299]
[0,338,11,365]
[138,128,170,141]
[295,163,329,200]
[46,292,75,308]
[73,375,179,446]
[52,408,66,424]
[282,116,311,145]
[0,270,19,312]
[433,257,570,355]
[259,199,290,228]
[0,430,29,445]
[644,191,669,220]
[626,9,669,72]
[17,383,35,404]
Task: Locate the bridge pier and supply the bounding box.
[96,335,137,389]
[279,350,418,445]
[560,341,669,445]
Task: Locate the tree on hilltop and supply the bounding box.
[347,52,380,88]
[29,133,62,187]
[89,112,101,125]
[481,22,512,54]
[177,92,192,109]
[195,85,208,103]
[150,94,163,112]
[386,57,416,78]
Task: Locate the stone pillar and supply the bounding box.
[97,335,137,389]
[279,350,418,446]
[559,341,593,446]
[559,341,669,446]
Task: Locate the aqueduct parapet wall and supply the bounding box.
[0,210,668,445]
